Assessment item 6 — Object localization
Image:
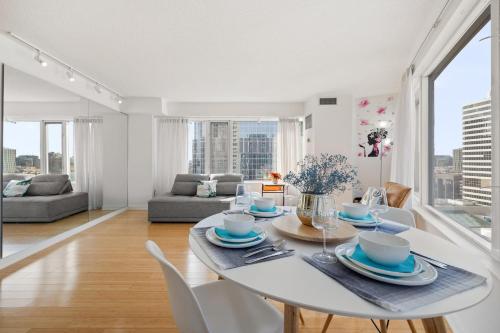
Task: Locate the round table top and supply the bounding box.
[189,212,493,320]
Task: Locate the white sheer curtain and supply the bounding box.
[390,69,415,191]
[74,118,103,210]
[154,117,189,196]
[277,119,302,176]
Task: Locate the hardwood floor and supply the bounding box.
[0,210,451,332]
[2,210,112,257]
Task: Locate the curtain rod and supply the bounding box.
[409,0,453,72]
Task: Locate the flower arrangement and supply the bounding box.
[283,154,357,194]
[269,172,282,184]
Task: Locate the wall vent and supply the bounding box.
[319,97,337,105]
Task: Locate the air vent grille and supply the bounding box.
[319,97,337,105]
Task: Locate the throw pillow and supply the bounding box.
[3,179,32,197]
[196,180,217,198]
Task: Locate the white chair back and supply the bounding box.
[145,240,210,333]
[379,207,416,228]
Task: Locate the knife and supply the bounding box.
[410,251,448,269]
[245,249,295,264]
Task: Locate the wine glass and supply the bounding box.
[311,195,339,264]
[366,187,389,230]
[235,184,250,211]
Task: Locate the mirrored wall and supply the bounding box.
[1,65,127,258]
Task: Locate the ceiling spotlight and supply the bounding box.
[66,69,76,82]
[94,84,102,94]
[117,98,123,104]
[34,51,48,67]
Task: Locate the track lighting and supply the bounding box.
[94,84,102,94]
[66,69,76,82]
[34,51,48,67]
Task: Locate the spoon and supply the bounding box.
[242,240,287,258]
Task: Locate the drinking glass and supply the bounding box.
[366,187,389,230]
[235,184,251,210]
[311,196,339,264]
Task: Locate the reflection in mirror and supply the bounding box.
[2,66,127,258]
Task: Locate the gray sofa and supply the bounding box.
[3,174,89,222]
[148,174,243,222]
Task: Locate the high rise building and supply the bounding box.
[462,99,491,206]
[453,148,463,172]
[3,148,16,173]
[209,122,229,174]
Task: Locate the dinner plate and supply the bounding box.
[245,207,284,218]
[213,226,264,243]
[347,250,423,277]
[337,212,383,227]
[206,227,267,248]
[336,243,438,286]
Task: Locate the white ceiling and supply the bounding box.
[0,0,446,102]
[4,66,81,102]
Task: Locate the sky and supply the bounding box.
[434,21,491,156]
[4,121,72,156]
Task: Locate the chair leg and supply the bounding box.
[407,319,417,333]
[299,310,305,325]
[321,314,334,333]
[379,320,388,333]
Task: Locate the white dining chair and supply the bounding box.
[145,240,283,333]
[379,207,416,227]
[321,207,418,333]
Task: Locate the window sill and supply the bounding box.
[413,205,500,279]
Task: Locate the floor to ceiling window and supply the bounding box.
[429,9,491,240]
[188,120,277,180]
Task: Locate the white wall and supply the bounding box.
[122,98,160,209]
[102,112,128,210]
[303,94,354,204]
[166,102,304,118]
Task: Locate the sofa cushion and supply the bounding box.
[211,174,243,196]
[148,193,233,222]
[3,179,31,197]
[171,174,209,196]
[26,174,70,196]
[2,192,88,222]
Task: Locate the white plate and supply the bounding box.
[336,243,438,286]
[337,213,383,227]
[245,207,284,218]
[206,227,267,249]
[213,226,264,243]
[347,251,423,277]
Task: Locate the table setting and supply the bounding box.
[189,154,492,333]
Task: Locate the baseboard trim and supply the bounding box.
[0,207,128,270]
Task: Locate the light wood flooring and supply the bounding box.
[2,210,112,257]
[0,210,452,333]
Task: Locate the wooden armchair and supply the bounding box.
[384,181,412,208]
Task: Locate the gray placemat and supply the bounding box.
[303,255,486,312]
[354,222,409,234]
[191,227,294,270]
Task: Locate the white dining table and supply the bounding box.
[189,212,493,333]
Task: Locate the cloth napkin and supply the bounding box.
[350,244,415,273]
[214,227,260,240]
[338,211,374,222]
[250,205,277,213]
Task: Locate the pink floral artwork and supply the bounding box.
[358,99,369,108]
[360,119,369,126]
[376,107,387,115]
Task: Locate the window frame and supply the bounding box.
[424,7,492,248]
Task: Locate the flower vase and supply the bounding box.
[296,193,327,226]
